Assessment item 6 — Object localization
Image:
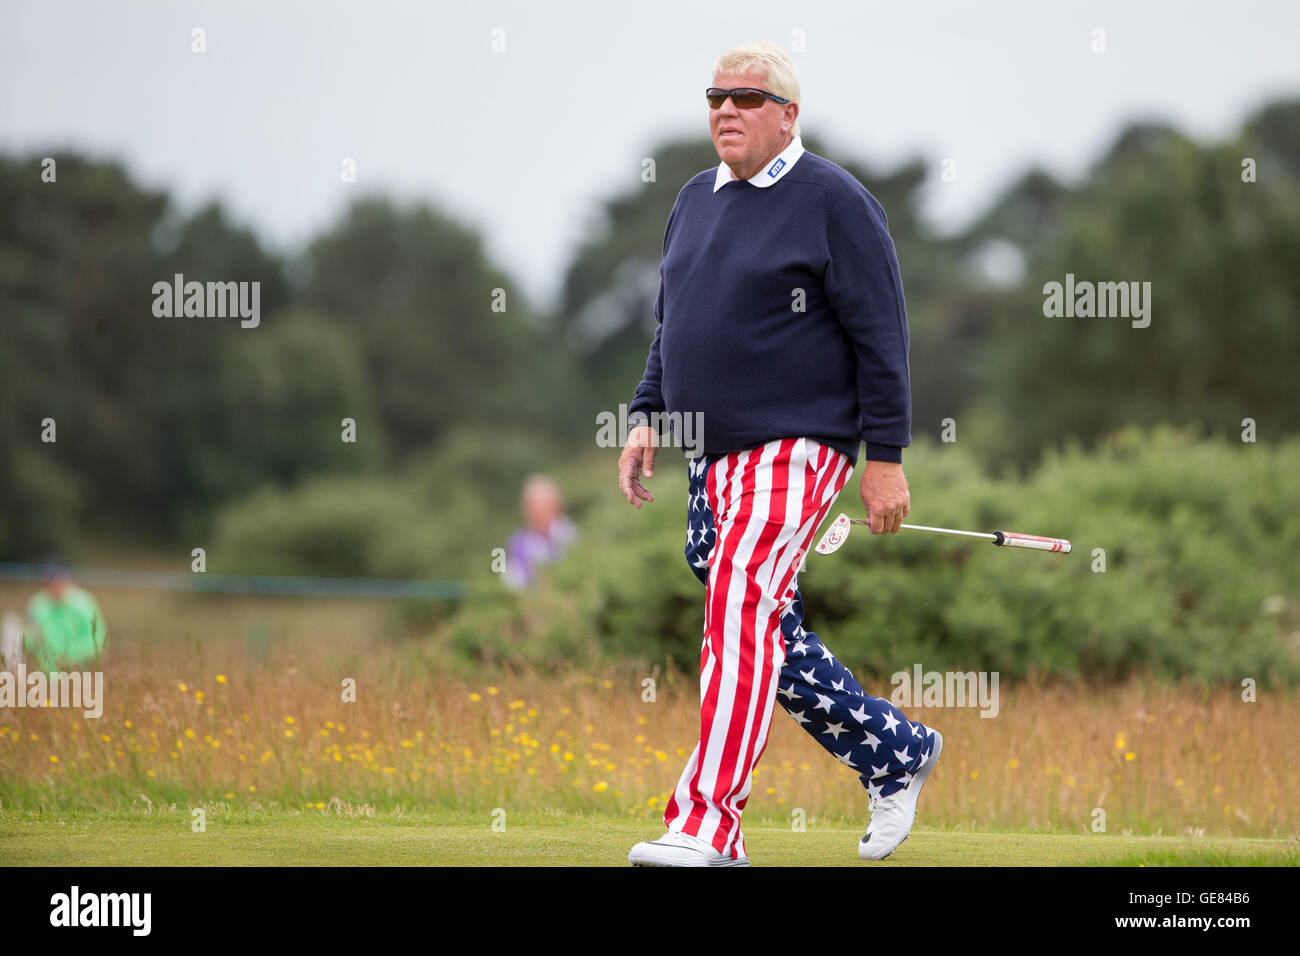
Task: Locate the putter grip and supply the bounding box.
[993,531,1071,554]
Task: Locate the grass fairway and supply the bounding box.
[2,808,1296,866]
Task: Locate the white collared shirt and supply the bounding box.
[713,134,806,193]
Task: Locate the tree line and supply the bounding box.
[2,99,1298,560]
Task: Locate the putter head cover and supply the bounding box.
[815,513,853,556]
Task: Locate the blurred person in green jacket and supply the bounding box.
[24,563,108,672]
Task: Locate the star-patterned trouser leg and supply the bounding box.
[675,440,939,818]
[663,438,853,860]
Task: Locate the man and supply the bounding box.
[503,474,577,590]
[24,563,108,672]
[618,41,942,866]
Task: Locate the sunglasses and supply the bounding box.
[706,87,790,110]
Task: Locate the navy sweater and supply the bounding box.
[628,150,911,466]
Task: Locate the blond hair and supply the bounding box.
[712,41,801,136]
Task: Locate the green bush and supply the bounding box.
[208,425,607,584]
[210,477,436,578]
[0,446,82,559]
[431,428,1300,685]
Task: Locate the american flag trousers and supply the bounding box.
[664,437,940,860]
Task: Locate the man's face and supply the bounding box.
[523,486,563,534]
[709,69,797,177]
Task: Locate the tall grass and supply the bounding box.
[2,623,1294,837]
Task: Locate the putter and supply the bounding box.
[814,513,1071,556]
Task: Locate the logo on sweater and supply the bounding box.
[767,157,786,178]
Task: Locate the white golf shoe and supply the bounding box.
[858,729,943,860]
[629,829,750,867]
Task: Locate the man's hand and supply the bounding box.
[859,460,910,534]
[619,425,658,509]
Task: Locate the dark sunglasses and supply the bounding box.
[706,87,790,110]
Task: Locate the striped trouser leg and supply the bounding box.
[776,595,939,799]
[664,437,853,860]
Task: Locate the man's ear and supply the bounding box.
[784,102,800,135]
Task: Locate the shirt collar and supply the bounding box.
[713,135,805,193]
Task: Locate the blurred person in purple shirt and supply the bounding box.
[504,475,577,590]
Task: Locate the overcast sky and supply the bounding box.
[3,0,1299,309]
